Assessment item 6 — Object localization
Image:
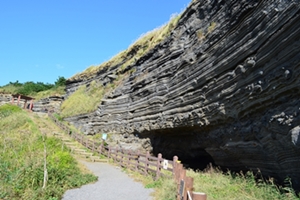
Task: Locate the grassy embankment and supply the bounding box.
[127,165,299,200]
[0,104,97,200]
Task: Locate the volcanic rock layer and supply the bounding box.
[65,0,300,189]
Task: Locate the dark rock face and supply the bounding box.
[65,0,300,188]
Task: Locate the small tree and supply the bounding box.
[55,76,66,87]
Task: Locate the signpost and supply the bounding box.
[102,133,107,141]
[163,159,168,170]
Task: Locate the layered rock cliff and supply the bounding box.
[64,0,300,188]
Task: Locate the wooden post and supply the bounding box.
[29,99,33,111]
[176,163,186,200]
[100,140,104,155]
[23,100,27,109]
[136,150,140,171]
[192,192,207,200]
[144,151,150,176]
[128,150,132,168]
[156,153,162,180]
[17,95,21,106]
[173,156,178,178]
[11,96,14,104]
[184,177,194,200]
[92,140,95,152]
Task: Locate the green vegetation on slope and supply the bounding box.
[0,77,66,100]
[60,80,111,118]
[0,104,97,200]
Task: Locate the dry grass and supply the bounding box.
[207,21,217,33]
[69,13,182,82]
[187,165,299,200]
[60,81,107,118]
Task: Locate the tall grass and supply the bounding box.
[121,162,299,200]
[0,105,97,200]
[186,166,299,200]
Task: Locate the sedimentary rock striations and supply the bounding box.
[65,0,300,188]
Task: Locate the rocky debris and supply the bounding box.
[65,0,300,189]
[0,94,12,106]
[33,96,64,113]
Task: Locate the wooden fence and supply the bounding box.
[49,113,207,200]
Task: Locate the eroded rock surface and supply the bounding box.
[33,96,64,113]
[0,94,12,106]
[65,0,300,188]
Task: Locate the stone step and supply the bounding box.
[71,148,87,152]
[90,156,108,163]
[52,132,62,136]
[64,142,77,146]
[77,153,93,159]
[61,138,72,142]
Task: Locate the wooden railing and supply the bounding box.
[49,113,207,200]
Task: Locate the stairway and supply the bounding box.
[30,112,108,163]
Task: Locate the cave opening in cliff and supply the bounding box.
[148,130,216,171]
[152,146,216,171]
[180,151,216,171]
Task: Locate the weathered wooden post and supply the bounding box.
[128,150,132,168]
[17,95,21,106]
[23,100,27,109]
[29,99,33,111]
[136,150,140,171]
[156,153,162,180]
[11,96,14,104]
[108,147,111,159]
[144,151,150,176]
[184,177,194,200]
[173,156,178,178]
[92,140,95,152]
[100,140,104,155]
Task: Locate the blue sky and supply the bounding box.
[0,0,191,86]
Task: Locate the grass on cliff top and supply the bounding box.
[0,104,97,200]
[69,13,181,81]
[123,164,299,200]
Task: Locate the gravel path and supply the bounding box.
[62,160,154,200]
